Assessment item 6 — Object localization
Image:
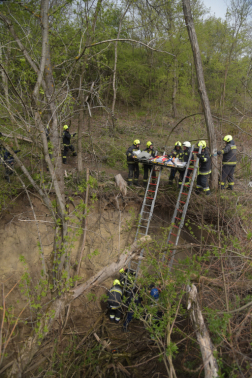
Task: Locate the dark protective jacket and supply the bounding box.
[63,130,71,146]
[144,147,155,158]
[107,284,123,308]
[170,147,182,159]
[182,147,194,168]
[126,145,140,163]
[221,140,237,165]
[195,147,211,175]
[4,150,20,164]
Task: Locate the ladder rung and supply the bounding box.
[179,200,186,204]
[168,241,174,244]
[146,197,154,200]
[186,176,190,179]
[142,211,150,214]
[173,225,179,228]
[190,160,196,162]
[148,190,155,192]
[175,217,181,220]
[139,225,147,228]
[188,168,193,170]
[149,183,156,185]
[181,192,188,195]
[171,232,177,236]
[138,232,146,235]
[144,204,152,207]
[177,209,183,212]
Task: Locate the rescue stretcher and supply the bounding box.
[133,151,187,169]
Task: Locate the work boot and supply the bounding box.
[227,186,233,191]
[206,191,212,196]
[195,188,202,195]
[134,181,140,187]
[168,180,173,185]
[72,152,77,157]
[63,158,67,164]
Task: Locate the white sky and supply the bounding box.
[202,0,229,19]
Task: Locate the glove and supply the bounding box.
[72,133,76,137]
[196,153,202,158]
[217,151,222,155]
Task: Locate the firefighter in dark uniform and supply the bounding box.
[195,140,211,195]
[217,135,237,190]
[143,141,156,186]
[126,139,141,186]
[178,141,194,189]
[169,141,183,185]
[62,125,77,164]
[107,279,123,323]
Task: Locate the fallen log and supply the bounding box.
[187,284,218,378]
[9,235,151,378]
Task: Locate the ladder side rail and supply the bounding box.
[134,165,154,241]
[168,146,202,269]
[145,167,162,232]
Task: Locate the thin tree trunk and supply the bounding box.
[182,0,218,189]
[111,2,130,131]
[172,58,178,118]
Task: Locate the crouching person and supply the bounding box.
[107,279,123,323]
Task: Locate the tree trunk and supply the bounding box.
[187,284,219,378]
[182,0,218,189]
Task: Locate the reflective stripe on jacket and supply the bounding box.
[108,284,122,308]
[170,147,182,158]
[126,145,140,162]
[144,147,155,158]
[63,130,71,146]
[222,140,237,165]
[197,147,211,175]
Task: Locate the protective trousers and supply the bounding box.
[169,168,178,183]
[143,164,156,185]
[63,145,77,164]
[179,169,191,188]
[196,174,211,195]
[127,163,139,185]
[109,306,122,323]
[220,165,235,190]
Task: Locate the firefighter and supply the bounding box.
[126,139,141,186]
[169,141,183,185]
[178,141,194,189]
[107,279,123,323]
[143,141,156,186]
[62,125,77,164]
[217,135,237,190]
[195,140,211,195]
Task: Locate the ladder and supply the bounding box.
[124,165,162,291]
[162,145,202,269]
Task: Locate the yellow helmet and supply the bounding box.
[113,279,121,286]
[198,140,206,149]
[223,135,232,143]
[146,141,153,148]
[119,268,125,274]
[133,139,140,146]
[174,141,182,147]
[63,125,69,130]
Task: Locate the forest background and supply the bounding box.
[0,0,252,377]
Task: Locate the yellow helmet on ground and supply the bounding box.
[146,141,153,148]
[133,139,140,146]
[63,125,69,130]
[223,135,232,142]
[113,279,121,286]
[174,141,182,147]
[198,140,206,149]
